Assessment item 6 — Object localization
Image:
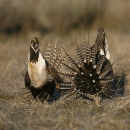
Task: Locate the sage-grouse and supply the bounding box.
[91,28,110,60]
[24,37,62,102]
[58,36,114,105]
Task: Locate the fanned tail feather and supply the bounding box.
[61,45,80,73]
[91,45,97,67]
[45,39,52,61]
[61,62,78,75]
[50,40,57,66]
[58,72,75,80]
[75,42,84,68]
[83,41,91,64]
[60,82,75,88]
[99,63,113,79]
[96,56,106,74]
[55,48,64,70]
[100,78,114,84]
[45,40,64,71]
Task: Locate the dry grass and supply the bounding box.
[0,29,130,130]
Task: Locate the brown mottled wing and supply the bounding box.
[47,63,62,83]
[24,71,31,89]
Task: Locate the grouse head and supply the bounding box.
[29,37,40,63]
[96,28,106,44]
[93,28,110,60]
[30,37,39,53]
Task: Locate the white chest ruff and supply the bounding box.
[28,53,48,88]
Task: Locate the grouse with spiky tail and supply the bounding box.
[91,28,110,60]
[24,37,62,102]
[58,37,114,105]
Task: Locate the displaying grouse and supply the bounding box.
[24,37,62,102]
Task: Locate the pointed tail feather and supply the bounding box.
[61,62,78,75]
[58,72,75,80]
[83,41,91,64]
[91,45,97,67]
[59,82,75,89]
[75,42,84,67]
[96,56,106,74]
[99,63,113,79]
[45,40,52,61]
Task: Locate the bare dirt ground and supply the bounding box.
[0,29,130,130]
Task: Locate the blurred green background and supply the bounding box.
[0,0,130,36]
